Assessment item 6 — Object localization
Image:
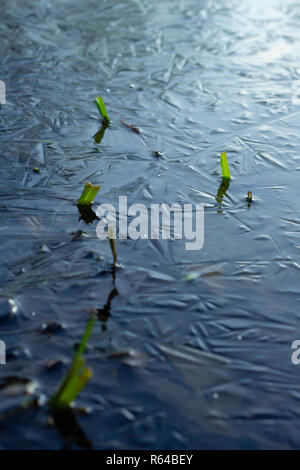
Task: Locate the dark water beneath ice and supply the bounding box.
[1,0,300,449]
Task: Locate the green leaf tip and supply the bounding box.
[184,272,200,282]
[77,182,101,206]
[94,96,110,123]
[220,152,231,180]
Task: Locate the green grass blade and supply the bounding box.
[50,315,95,410]
[220,152,231,180]
[94,97,110,123]
[77,182,101,206]
[73,315,95,364]
[50,357,84,409]
[56,366,92,409]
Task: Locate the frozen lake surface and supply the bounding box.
[1,0,300,449]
